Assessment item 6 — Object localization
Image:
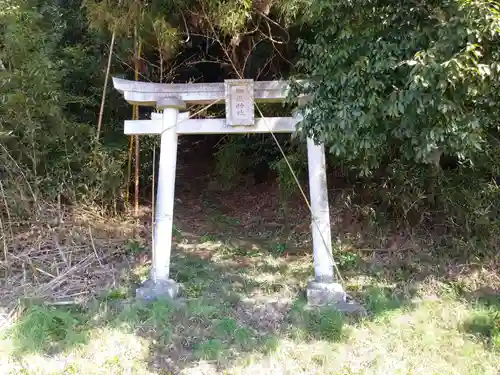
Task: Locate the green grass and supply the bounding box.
[1,236,499,375]
[124,239,147,256]
[200,233,218,243]
[104,287,129,301]
[6,305,87,355]
[463,307,500,351]
[215,317,238,336]
[269,242,288,257]
[194,338,224,360]
[212,213,240,226]
[172,224,183,239]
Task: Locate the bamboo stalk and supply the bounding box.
[125,136,133,204]
[0,213,7,265]
[134,136,140,216]
[133,104,139,216]
[96,30,116,141]
[151,142,156,259]
[133,32,142,217]
[159,54,163,83]
[0,180,13,240]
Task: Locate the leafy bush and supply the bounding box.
[0,0,125,214]
[295,0,500,175]
[292,0,500,242]
[214,134,302,194]
[360,160,500,243]
[271,143,308,200]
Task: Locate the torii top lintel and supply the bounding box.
[112,77,296,106]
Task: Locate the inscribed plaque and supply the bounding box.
[224,79,254,126]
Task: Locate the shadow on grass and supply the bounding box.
[1,248,396,371]
[5,304,88,356]
[461,289,500,353]
[5,236,497,374]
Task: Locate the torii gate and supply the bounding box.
[113,77,347,307]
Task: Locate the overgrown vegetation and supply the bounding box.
[296,0,500,169]
[1,233,499,374]
[1,0,499,245]
[1,0,500,373]
[0,0,126,214]
[293,0,500,242]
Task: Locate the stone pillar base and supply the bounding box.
[307,280,346,305]
[306,280,366,315]
[136,279,180,301]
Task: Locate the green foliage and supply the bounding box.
[3,0,499,259]
[271,145,307,200]
[118,298,174,328]
[172,223,183,238]
[0,0,125,212]
[214,134,305,200]
[261,334,280,353]
[124,239,147,256]
[194,338,224,360]
[307,308,345,341]
[295,0,500,174]
[360,160,500,241]
[334,250,360,270]
[362,286,402,316]
[85,0,152,36]
[214,317,238,336]
[292,0,500,240]
[289,300,347,341]
[105,287,129,300]
[200,233,218,243]
[1,0,306,217]
[463,307,500,351]
[206,0,253,36]
[233,326,253,347]
[153,18,179,61]
[214,136,247,189]
[270,242,288,256]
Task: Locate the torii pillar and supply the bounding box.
[135,98,186,300]
[112,77,352,309]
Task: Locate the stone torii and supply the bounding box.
[112,77,350,308]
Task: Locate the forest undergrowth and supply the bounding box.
[0,159,499,374]
[1,0,500,373]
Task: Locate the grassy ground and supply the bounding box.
[0,172,499,375]
[1,218,499,375]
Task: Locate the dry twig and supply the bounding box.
[0,207,131,307]
[89,225,103,266]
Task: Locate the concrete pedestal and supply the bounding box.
[136,279,180,301]
[306,280,366,315]
[306,280,346,305]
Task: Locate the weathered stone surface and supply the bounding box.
[135,279,180,301]
[332,300,367,316]
[306,280,346,305]
[112,77,297,106]
[306,280,366,315]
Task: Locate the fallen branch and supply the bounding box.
[89,225,103,266]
